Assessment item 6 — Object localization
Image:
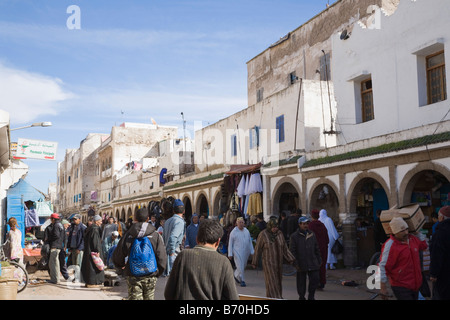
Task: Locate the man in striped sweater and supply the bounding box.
[164,219,239,300]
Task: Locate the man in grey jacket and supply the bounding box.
[289,216,322,300]
[164,219,239,300]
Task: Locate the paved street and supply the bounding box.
[17,266,376,301]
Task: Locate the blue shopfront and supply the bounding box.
[4,179,53,246]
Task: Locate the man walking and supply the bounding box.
[228,217,254,287]
[286,209,301,240]
[308,209,329,290]
[113,208,167,300]
[162,199,186,276]
[67,214,86,277]
[102,216,118,241]
[164,219,239,300]
[430,206,450,299]
[289,216,322,300]
[44,213,66,284]
[185,214,199,249]
[379,217,428,300]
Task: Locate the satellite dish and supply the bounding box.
[340,29,350,40]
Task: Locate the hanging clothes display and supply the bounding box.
[247,193,263,216]
[247,173,263,194]
[35,201,54,217]
[224,164,264,220]
[25,208,40,227]
[229,192,240,212]
[236,175,247,198]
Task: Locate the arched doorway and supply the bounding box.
[213,191,221,218]
[183,196,193,225]
[309,183,340,221]
[348,177,389,267]
[403,170,450,235]
[349,178,389,224]
[197,194,209,218]
[272,180,300,217]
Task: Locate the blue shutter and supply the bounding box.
[276,115,285,143]
[6,195,25,247]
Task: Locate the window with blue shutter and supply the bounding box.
[276,115,285,143]
[250,126,260,149]
[231,134,237,156]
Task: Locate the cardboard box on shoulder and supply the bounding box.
[380,203,426,235]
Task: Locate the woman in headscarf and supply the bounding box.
[319,209,339,270]
[251,217,295,299]
[81,215,105,287]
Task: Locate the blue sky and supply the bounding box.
[2,0,337,193]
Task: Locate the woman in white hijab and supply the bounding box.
[319,209,339,269]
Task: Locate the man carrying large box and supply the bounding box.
[379,217,428,300]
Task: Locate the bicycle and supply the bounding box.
[0,240,29,293]
[369,251,381,266]
[282,263,297,276]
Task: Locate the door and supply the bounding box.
[6,195,25,247]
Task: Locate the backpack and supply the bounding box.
[129,234,158,277]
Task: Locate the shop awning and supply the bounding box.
[226,163,262,175]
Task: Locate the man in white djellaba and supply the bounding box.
[228,217,254,287]
[319,209,339,270]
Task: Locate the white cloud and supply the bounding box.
[0,63,74,125]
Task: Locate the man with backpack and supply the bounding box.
[112,207,167,300]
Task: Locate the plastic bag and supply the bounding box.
[91,252,105,271]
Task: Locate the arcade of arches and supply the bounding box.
[88,164,450,268]
[268,167,450,267]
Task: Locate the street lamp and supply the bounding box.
[11,122,52,131]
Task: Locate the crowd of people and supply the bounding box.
[4,201,450,301]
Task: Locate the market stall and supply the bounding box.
[222,164,263,226]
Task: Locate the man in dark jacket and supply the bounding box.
[289,216,322,300]
[286,209,302,241]
[112,208,167,300]
[67,214,87,271]
[430,206,450,300]
[44,213,66,284]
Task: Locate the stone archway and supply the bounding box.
[196,192,209,218]
[212,189,221,218]
[271,177,301,217]
[347,172,390,222]
[308,179,340,221]
[399,162,450,207]
[183,195,193,225]
[347,172,390,267]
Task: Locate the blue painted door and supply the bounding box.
[6,195,25,247]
